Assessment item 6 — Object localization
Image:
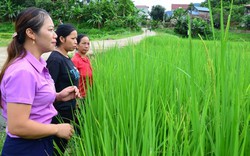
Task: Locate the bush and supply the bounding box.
[36,0,55,13]
[104,19,124,30]
[240,14,250,30]
[107,28,127,35]
[174,16,211,39]
[0,0,24,22]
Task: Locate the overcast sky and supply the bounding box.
[133,0,205,11]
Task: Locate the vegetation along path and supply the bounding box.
[0,28,156,68]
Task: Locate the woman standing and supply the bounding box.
[72,34,93,100]
[0,7,79,156]
[46,24,80,155]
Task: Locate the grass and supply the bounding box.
[0,131,5,150]
[155,27,250,42]
[214,29,250,42]
[0,33,12,47]
[92,31,143,41]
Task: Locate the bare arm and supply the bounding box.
[7,103,74,139]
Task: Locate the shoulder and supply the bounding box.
[47,51,64,64]
[48,51,63,59]
[4,60,36,81]
[71,55,80,64]
[9,58,34,72]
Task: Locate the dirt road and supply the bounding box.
[0,29,155,67]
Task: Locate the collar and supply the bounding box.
[25,51,47,73]
[75,52,88,61]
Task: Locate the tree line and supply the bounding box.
[0,0,142,31]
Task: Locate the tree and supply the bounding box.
[201,0,250,28]
[0,0,23,22]
[116,0,136,17]
[150,5,165,21]
[12,0,36,7]
[87,12,103,29]
[201,0,250,7]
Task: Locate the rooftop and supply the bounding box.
[135,5,149,9]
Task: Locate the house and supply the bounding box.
[171,4,189,10]
[170,3,209,20]
[171,3,203,11]
[135,5,150,19]
[165,11,173,18]
[191,6,210,19]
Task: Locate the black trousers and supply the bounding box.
[51,109,78,156]
[1,135,53,156]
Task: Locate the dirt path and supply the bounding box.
[0,29,155,68]
[0,28,156,131]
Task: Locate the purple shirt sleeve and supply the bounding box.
[5,68,36,104]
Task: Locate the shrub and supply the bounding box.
[240,14,250,30]
[174,16,211,39]
[104,19,124,30]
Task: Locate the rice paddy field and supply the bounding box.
[68,33,250,156]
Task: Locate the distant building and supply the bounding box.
[168,3,209,20]
[135,5,150,19]
[165,11,173,18]
[190,6,210,19]
[171,4,189,10]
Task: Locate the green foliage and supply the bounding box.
[150,5,165,21]
[214,29,250,41]
[150,20,161,29]
[0,22,14,33]
[70,33,250,155]
[104,18,125,30]
[174,16,188,36]
[212,5,245,28]
[0,132,5,150]
[155,27,179,36]
[87,13,103,29]
[0,0,24,22]
[202,0,249,28]
[173,8,188,19]
[36,0,55,13]
[174,16,211,38]
[202,0,250,7]
[241,14,250,29]
[191,18,211,37]
[0,0,141,31]
[12,0,35,7]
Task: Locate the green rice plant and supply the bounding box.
[68,30,249,155]
[67,0,250,155]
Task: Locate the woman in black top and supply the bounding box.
[46,24,80,156]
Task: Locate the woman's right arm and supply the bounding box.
[7,103,74,140]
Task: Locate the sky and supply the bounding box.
[133,0,205,11]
